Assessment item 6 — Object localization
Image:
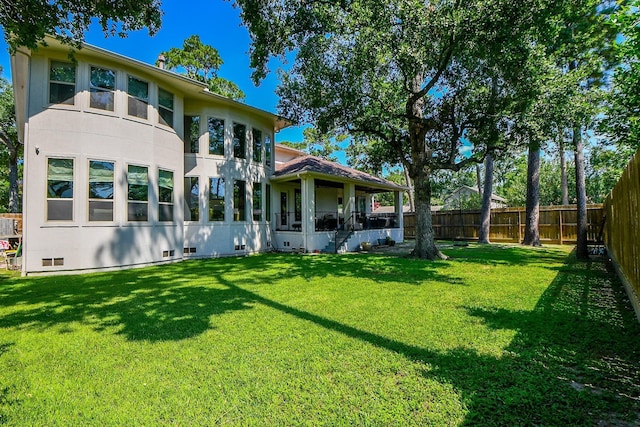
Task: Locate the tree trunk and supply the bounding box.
[478,153,494,244]
[523,142,541,246]
[573,126,589,260]
[412,169,447,260]
[403,165,415,213]
[559,133,569,205]
[8,147,19,213]
[475,164,483,197]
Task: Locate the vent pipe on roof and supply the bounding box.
[157,54,166,69]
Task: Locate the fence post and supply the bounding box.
[517,209,522,244]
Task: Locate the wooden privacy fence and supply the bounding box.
[604,149,640,320]
[404,204,604,245]
[0,213,22,237]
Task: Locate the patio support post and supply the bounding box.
[344,183,356,230]
[302,177,315,251]
[395,190,404,240]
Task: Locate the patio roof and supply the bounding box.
[272,155,405,192]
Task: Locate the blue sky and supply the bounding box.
[0,0,307,144]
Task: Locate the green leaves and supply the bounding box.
[0,0,162,52]
[159,35,246,101]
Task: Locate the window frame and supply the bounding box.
[265,134,273,168]
[158,168,174,222]
[126,75,150,120]
[88,159,115,222]
[209,177,226,222]
[48,60,76,106]
[127,164,149,222]
[208,117,225,156]
[158,87,174,128]
[253,182,262,222]
[233,180,247,222]
[183,115,200,154]
[184,176,200,222]
[252,128,262,163]
[46,157,75,222]
[233,122,247,159]
[88,65,116,112]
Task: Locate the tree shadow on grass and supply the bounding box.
[206,252,640,425]
[0,271,255,341]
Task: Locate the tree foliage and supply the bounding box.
[0,69,22,212]
[235,0,556,259]
[158,35,245,101]
[0,0,162,52]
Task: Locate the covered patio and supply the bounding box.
[270,156,405,253]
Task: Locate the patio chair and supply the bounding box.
[6,242,22,270]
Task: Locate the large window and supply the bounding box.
[184,177,199,221]
[127,165,148,221]
[127,76,149,119]
[253,182,262,221]
[233,123,246,159]
[234,180,246,221]
[89,66,115,111]
[252,128,262,162]
[208,117,225,156]
[295,188,302,222]
[49,61,76,105]
[209,177,225,221]
[47,158,74,221]
[158,169,174,222]
[265,184,271,223]
[158,88,174,127]
[265,135,272,167]
[184,116,200,153]
[88,160,114,221]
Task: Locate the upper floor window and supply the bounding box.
[208,117,225,156]
[47,158,74,221]
[183,115,200,153]
[252,128,262,162]
[184,177,199,221]
[158,88,174,127]
[89,66,115,111]
[127,76,149,119]
[127,165,148,221]
[265,135,272,167]
[158,169,174,222]
[49,61,76,105]
[88,160,114,221]
[233,123,246,159]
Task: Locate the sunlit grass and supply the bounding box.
[0,244,638,425]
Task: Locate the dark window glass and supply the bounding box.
[89,66,115,111]
[265,184,271,222]
[234,180,246,221]
[265,135,272,167]
[209,177,225,221]
[233,123,246,159]
[252,128,262,162]
[295,188,302,222]
[127,76,149,119]
[49,61,75,105]
[128,165,148,221]
[88,160,114,221]
[47,158,74,220]
[253,182,262,221]
[208,117,225,156]
[183,116,200,153]
[158,169,174,222]
[184,177,199,221]
[158,88,174,127]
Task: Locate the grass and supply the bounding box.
[0,244,639,425]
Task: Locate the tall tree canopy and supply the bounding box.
[236,0,555,259]
[158,35,245,101]
[0,0,162,52]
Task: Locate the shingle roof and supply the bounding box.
[273,155,405,191]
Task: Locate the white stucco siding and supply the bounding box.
[22,55,185,274]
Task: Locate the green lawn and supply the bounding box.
[1,244,639,425]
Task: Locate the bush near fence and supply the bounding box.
[404,204,605,245]
[604,150,640,320]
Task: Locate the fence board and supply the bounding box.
[404,204,604,245]
[605,150,640,320]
